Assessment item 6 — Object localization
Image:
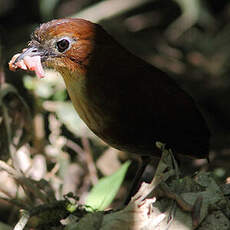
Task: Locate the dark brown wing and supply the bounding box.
[86,30,210,158]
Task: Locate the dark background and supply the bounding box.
[0,0,230,227]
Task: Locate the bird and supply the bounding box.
[9,18,210,203]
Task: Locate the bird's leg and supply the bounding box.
[131,143,176,203]
[161,146,180,224]
[124,156,151,205]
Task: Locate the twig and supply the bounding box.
[159,182,193,212]
[0,160,50,203]
[78,173,92,204]
[81,137,98,185]
[192,195,203,229]
[165,0,200,41]
[72,0,152,23]
[66,139,85,163]
[13,200,71,230]
[13,210,30,230]
[0,197,28,209]
[0,67,5,84]
[46,163,60,180]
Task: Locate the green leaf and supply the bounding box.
[85,161,131,211]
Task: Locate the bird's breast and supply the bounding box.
[62,72,105,133]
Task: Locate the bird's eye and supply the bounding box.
[56,39,70,52]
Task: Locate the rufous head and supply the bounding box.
[14,18,102,76]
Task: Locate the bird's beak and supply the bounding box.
[11,46,47,79]
[14,46,47,64]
